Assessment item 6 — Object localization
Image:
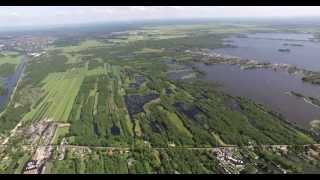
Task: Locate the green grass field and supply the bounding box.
[0,53,20,66]
[51,125,70,145]
[23,67,86,122]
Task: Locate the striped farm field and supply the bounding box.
[23,67,86,122]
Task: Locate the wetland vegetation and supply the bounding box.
[0,20,320,174]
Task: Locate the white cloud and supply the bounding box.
[129,6,147,11]
[0,6,320,28]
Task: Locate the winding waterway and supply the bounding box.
[0,55,27,110]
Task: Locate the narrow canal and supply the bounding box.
[0,55,27,110]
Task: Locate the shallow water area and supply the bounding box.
[197,63,320,128]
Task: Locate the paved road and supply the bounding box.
[1,143,319,150]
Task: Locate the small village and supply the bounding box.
[0,35,53,53]
[21,120,71,174]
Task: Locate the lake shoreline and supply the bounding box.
[186,32,320,129]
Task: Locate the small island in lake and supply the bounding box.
[278,48,291,52]
[283,43,304,47]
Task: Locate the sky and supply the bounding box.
[1,6,320,28]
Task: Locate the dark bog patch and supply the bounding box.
[164,88,173,96]
[149,117,168,133]
[165,58,177,65]
[93,122,100,136]
[149,121,161,133]
[135,75,145,86]
[128,83,139,89]
[224,98,243,112]
[247,117,258,127]
[125,93,159,119]
[174,101,201,121]
[111,125,120,136]
[128,74,145,89]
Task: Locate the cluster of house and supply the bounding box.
[0,44,4,51]
[0,35,54,53]
[213,148,244,173]
[27,51,46,58]
[23,160,39,174]
[23,146,54,174]
[23,121,57,174]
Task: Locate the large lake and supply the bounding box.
[198,33,320,128]
[197,63,320,128]
[213,33,320,71]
